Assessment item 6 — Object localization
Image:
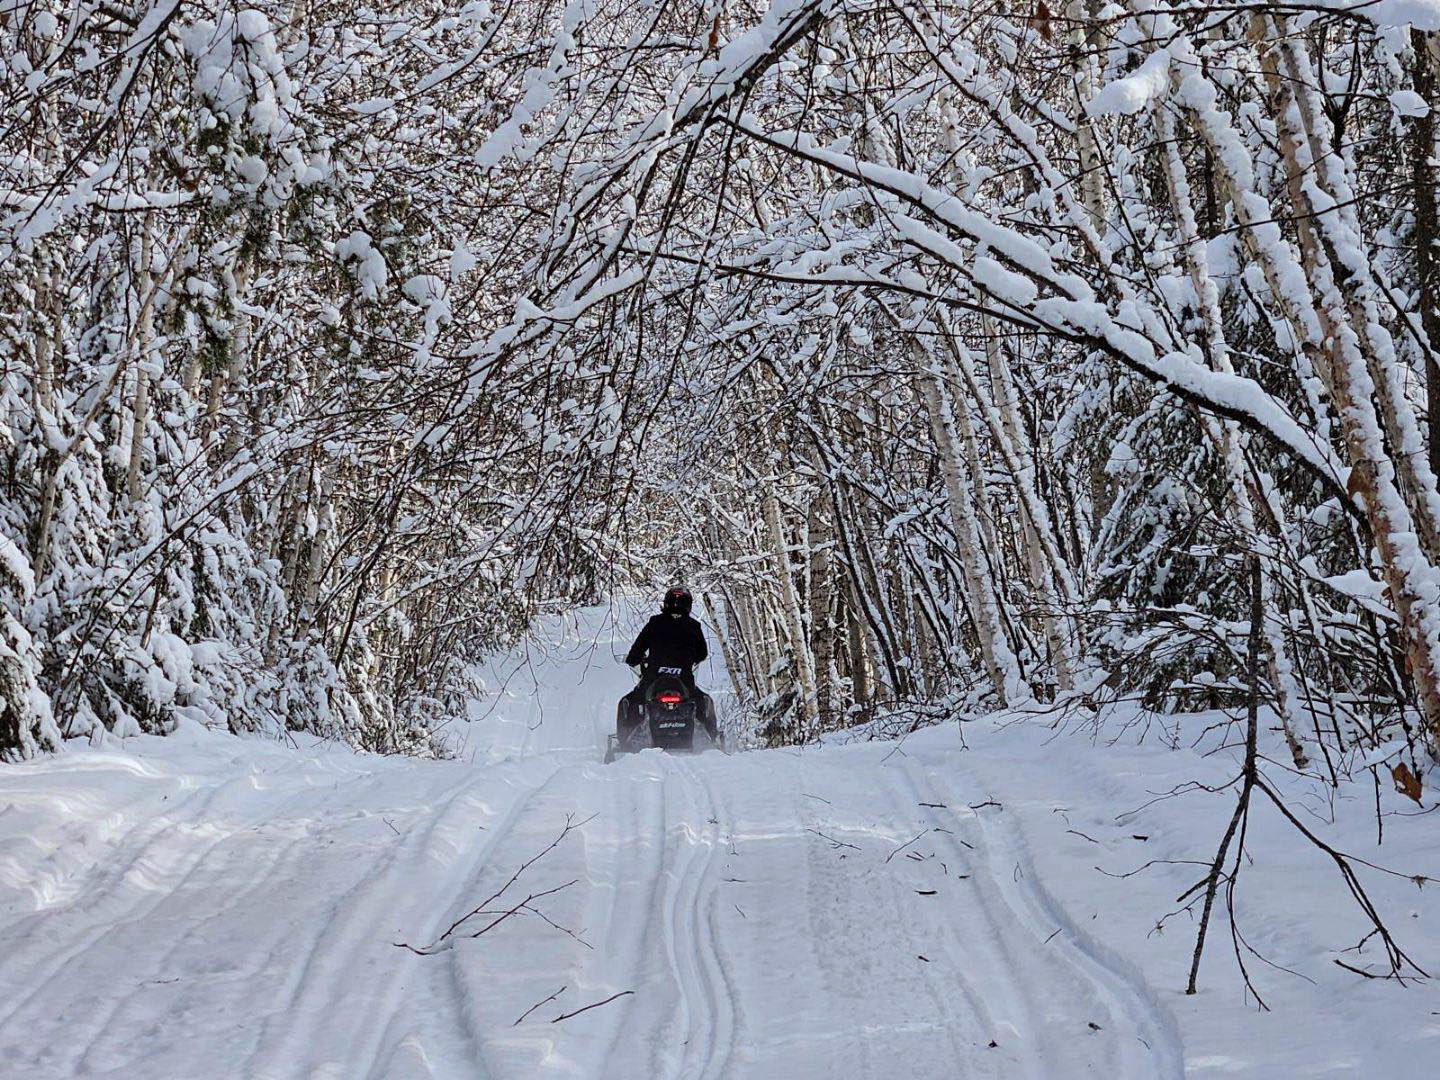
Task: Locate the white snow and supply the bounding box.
[0,605,1435,1078]
[1087,50,1172,117]
[449,243,477,281]
[1326,0,1440,31]
[1390,89,1430,118]
[336,230,389,300]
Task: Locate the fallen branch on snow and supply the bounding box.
[394,812,594,955]
[551,990,634,1023]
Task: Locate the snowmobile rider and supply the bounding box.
[619,585,718,740]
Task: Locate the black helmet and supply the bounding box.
[662,585,693,616]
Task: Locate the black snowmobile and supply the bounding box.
[604,673,719,764]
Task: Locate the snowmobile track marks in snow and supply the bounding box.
[0,768,257,1061]
[585,752,737,1080]
[0,608,1217,1080]
[241,768,489,1079]
[901,759,1185,1079]
[660,754,739,1080]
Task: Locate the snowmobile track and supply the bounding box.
[0,610,1203,1080]
[902,759,1185,1078]
[661,754,739,1080]
[0,769,246,1053]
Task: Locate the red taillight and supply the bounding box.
[658,691,683,706]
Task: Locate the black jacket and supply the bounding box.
[625,613,708,678]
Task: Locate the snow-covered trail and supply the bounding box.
[0,607,1221,1078]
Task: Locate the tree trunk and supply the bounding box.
[805,474,840,729]
[1410,31,1440,480]
[126,216,155,504]
[1067,0,1107,231]
[974,314,1075,692]
[763,478,819,734]
[1155,97,1309,768]
[914,338,1019,705]
[842,581,872,712]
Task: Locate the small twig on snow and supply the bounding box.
[513,985,567,1026]
[551,990,634,1023]
[437,812,594,944]
[885,828,929,863]
[807,828,860,851]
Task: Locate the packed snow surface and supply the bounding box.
[1,605,1436,1078]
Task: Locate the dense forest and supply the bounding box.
[5,6,1440,1075]
[5,0,1440,788]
